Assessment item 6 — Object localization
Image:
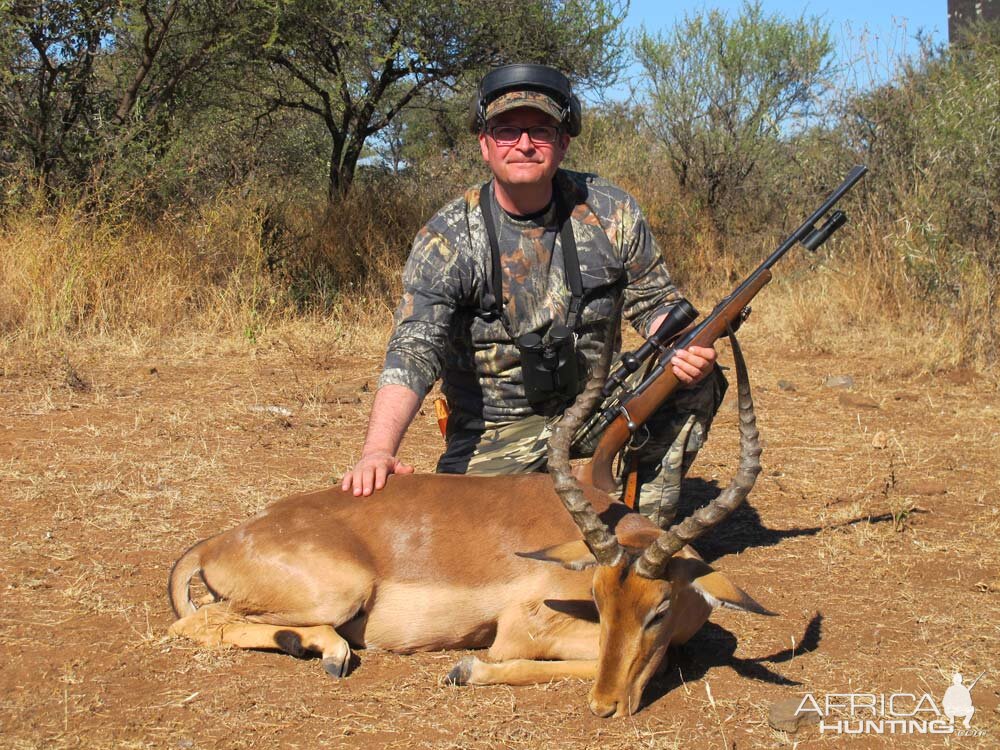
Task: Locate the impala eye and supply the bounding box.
[645,602,670,628]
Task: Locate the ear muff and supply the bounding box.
[469,64,582,137]
[467,92,485,135]
[564,93,582,137]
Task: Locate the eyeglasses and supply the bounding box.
[487,125,561,146]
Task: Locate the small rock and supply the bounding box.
[318,384,362,404]
[248,405,293,418]
[177,739,194,749]
[823,375,855,389]
[838,392,879,410]
[777,379,797,392]
[872,431,888,449]
[769,697,822,733]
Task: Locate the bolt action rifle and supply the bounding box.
[576,165,868,495]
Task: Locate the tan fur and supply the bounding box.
[468,657,598,686]
[168,473,768,716]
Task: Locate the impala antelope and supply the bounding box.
[168,336,771,717]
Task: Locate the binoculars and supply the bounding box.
[517,324,580,408]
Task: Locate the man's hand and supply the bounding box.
[341,452,414,497]
[341,384,421,497]
[670,345,717,386]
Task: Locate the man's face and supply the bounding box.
[478,107,570,189]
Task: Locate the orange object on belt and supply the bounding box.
[622,454,640,509]
[434,398,450,439]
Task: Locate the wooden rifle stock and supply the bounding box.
[580,270,773,492]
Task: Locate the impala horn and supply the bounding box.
[634,331,761,579]
[547,303,626,566]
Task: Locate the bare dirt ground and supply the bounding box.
[2,325,998,749]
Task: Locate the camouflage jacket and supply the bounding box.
[378,168,685,429]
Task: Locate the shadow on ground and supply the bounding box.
[642,612,825,710]
[679,478,917,563]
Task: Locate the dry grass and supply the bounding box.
[3,175,994,383]
[0,192,285,341]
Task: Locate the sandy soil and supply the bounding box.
[1,327,998,749]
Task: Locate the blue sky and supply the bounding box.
[608,0,948,97]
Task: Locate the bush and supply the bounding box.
[842,23,999,362]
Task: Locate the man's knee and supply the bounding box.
[675,365,728,426]
[629,367,728,527]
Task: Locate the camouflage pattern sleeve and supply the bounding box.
[618,195,684,334]
[377,217,469,399]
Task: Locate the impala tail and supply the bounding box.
[168,539,211,618]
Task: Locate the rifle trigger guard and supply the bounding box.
[618,404,637,432]
[627,423,650,452]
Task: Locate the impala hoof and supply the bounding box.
[445,656,475,686]
[322,641,352,678]
[322,655,350,678]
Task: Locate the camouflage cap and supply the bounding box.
[485,90,565,123]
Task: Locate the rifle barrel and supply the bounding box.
[761,164,867,273]
[674,165,867,352]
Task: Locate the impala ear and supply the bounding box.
[666,557,776,616]
[693,570,777,616]
[517,540,598,570]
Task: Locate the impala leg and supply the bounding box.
[254,624,352,678]
[446,604,600,686]
[448,656,597,686]
[169,603,353,677]
[488,601,600,661]
[169,602,242,645]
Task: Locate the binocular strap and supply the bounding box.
[478,180,584,339]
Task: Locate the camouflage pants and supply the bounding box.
[436,367,728,529]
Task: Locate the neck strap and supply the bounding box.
[479,180,584,339]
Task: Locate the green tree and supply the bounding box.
[109,0,244,127]
[635,0,833,230]
[248,0,627,198]
[0,0,247,197]
[0,0,116,187]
